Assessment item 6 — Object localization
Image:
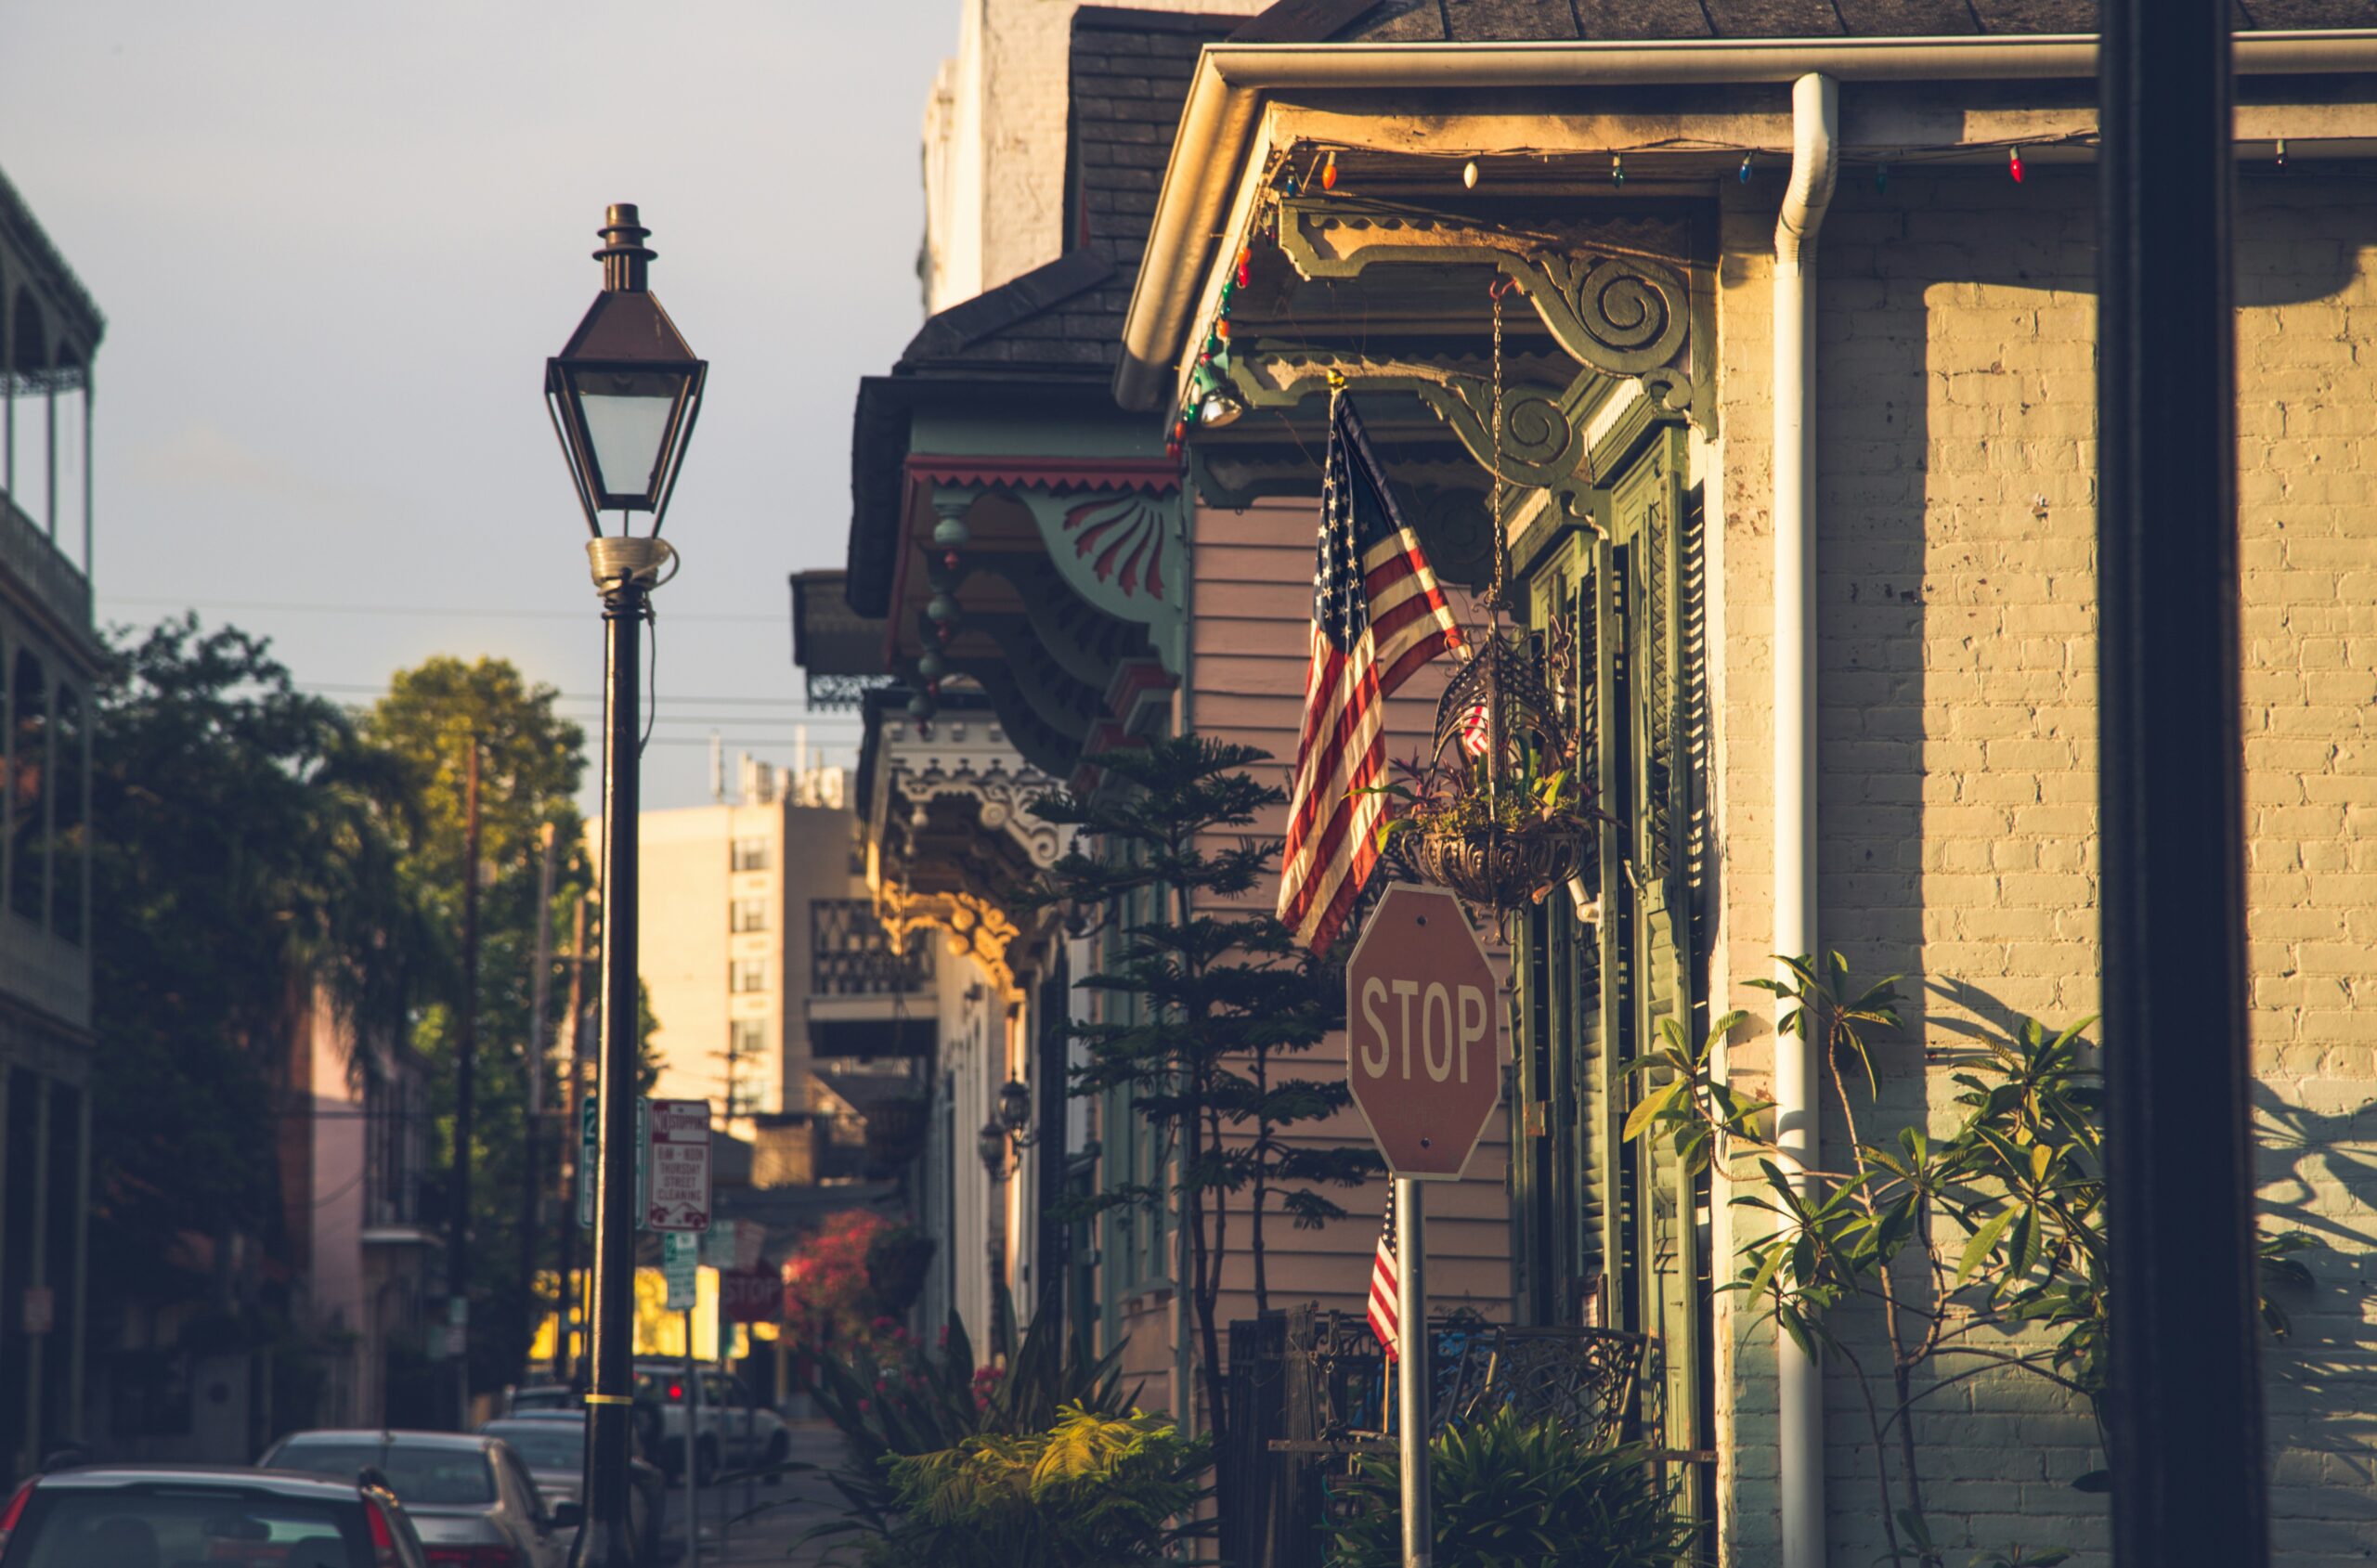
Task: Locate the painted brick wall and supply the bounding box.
[1709,168,2377,1566]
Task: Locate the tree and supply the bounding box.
[362,655,598,1393]
[1029,734,1373,1441]
[89,617,418,1335]
[1628,955,2316,1567]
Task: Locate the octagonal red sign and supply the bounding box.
[1344,883,1502,1181]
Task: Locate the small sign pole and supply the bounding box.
[684,1307,703,1568]
[1396,1176,1431,1568]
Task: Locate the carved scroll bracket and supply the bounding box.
[1274,197,1696,419]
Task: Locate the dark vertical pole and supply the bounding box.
[451,736,482,1421]
[556,898,589,1386]
[580,577,645,1567]
[2098,3,2266,1562]
[520,825,559,1388]
[1036,956,1069,1338]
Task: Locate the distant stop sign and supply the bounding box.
[1344,884,1502,1180]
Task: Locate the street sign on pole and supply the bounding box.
[1345,883,1503,1568]
[1344,883,1502,1181]
[662,1230,700,1312]
[647,1099,713,1232]
[582,1096,650,1229]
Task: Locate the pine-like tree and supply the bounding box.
[1030,734,1376,1441]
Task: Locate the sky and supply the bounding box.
[0,2,946,810]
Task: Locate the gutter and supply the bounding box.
[1116,28,2377,408]
[1772,71,1837,1568]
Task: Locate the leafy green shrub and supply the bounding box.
[1329,1410,1695,1568]
[802,1285,1137,1538]
[859,1404,1208,1568]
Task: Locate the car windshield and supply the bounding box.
[482,1423,584,1471]
[268,1440,496,1507]
[9,1486,366,1568]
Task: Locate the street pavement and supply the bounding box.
[660,1420,853,1567]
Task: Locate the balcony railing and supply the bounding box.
[812,898,934,996]
[0,492,90,635]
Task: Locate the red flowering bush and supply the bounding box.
[782,1210,909,1362]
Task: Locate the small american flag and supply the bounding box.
[1278,395,1463,952]
[1368,1187,1400,1360]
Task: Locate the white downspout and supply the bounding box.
[1773,70,1837,1568]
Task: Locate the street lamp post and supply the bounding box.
[546,202,706,1568]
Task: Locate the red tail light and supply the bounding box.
[0,1477,33,1549]
[362,1497,402,1567]
[667,1381,684,1402]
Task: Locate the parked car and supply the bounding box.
[0,1463,432,1568]
[477,1414,665,1562]
[631,1361,789,1484]
[256,1431,577,1568]
[500,1384,576,1418]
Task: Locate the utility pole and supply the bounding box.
[450,734,482,1424]
[554,896,590,1386]
[520,823,560,1387]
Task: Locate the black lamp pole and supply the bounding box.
[579,538,650,1567]
[546,202,705,1568]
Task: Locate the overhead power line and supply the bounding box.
[98,594,787,625]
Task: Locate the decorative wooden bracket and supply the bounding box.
[1274,197,1698,421]
[1227,343,1611,532]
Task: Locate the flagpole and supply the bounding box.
[1396,1175,1431,1568]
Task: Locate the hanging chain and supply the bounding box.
[1488,279,1508,616]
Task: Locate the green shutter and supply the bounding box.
[1608,424,1702,1473]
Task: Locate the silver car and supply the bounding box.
[477,1414,665,1562]
[256,1430,577,1568]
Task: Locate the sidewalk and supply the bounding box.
[664,1421,851,1567]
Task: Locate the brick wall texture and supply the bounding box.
[1710,168,2377,1566]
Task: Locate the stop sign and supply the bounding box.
[1344,884,1502,1181]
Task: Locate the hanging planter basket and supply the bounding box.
[1399,811,1586,910]
[1381,627,1589,913]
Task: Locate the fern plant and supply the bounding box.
[1328,1410,1695,1568]
[862,1405,1209,1568]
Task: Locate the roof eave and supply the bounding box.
[1115,28,2377,410]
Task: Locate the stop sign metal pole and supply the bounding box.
[1345,884,1501,1568]
[1396,1177,1430,1568]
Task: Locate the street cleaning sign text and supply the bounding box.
[645,1098,713,1233]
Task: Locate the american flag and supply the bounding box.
[1368,1186,1400,1360]
[1277,396,1463,952]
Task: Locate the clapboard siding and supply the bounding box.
[1184,496,1515,1335]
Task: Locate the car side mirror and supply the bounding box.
[549,1499,585,1531]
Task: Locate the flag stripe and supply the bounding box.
[1368,1187,1400,1359]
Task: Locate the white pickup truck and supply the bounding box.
[631,1361,791,1484]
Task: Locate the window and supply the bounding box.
[730,958,767,994]
[730,896,769,933]
[729,1018,766,1058]
[731,836,769,872]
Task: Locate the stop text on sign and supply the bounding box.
[1357,977,1491,1086]
[1343,883,1502,1182]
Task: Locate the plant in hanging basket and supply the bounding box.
[1357,626,1598,911]
[1362,749,1591,911]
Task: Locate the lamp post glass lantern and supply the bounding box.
[547,204,707,537]
[996,1078,1033,1136]
[979,1119,1011,1181]
[549,201,704,1568]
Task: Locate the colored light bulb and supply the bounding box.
[1321,151,1338,191]
[2009,146,2024,183]
[1611,153,1625,188]
[1739,152,1754,183]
